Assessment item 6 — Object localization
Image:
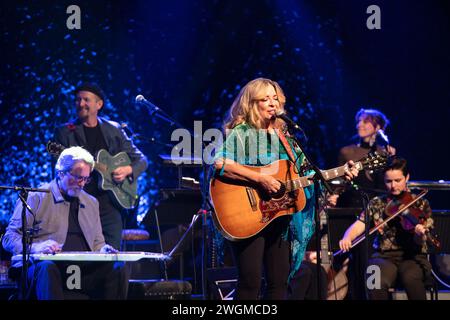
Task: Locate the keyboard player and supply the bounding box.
[2,147,129,300]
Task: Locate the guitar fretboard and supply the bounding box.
[285,162,363,192]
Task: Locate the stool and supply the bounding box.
[121,229,150,241]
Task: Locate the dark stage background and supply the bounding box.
[1,0,449,229]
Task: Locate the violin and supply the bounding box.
[333,188,439,257]
[385,190,441,251]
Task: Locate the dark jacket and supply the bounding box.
[54,117,148,181]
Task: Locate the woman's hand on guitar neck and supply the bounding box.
[344,160,359,181]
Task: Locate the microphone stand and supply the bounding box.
[285,127,334,301]
[0,185,49,300]
[137,98,184,129]
[137,98,213,300]
[345,182,371,300]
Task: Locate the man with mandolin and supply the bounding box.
[339,157,438,300]
[54,83,148,250]
[210,78,360,300]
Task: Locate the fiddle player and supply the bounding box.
[339,157,435,300]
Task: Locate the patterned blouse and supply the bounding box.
[358,193,434,254]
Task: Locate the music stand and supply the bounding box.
[151,154,211,299]
[144,188,203,281]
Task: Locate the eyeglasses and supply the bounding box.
[66,171,92,184]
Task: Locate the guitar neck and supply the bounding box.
[286,161,363,191]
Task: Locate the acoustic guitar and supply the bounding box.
[209,152,386,241]
[46,141,138,210]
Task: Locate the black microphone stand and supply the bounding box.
[136,98,213,300]
[0,185,49,300]
[284,126,334,301]
[345,181,371,300]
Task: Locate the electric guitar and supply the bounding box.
[46,141,138,210]
[209,152,387,241]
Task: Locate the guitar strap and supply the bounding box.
[275,129,297,164]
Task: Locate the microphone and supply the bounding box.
[275,110,301,131]
[135,95,160,113]
[135,94,181,127]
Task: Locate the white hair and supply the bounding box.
[55,146,95,173]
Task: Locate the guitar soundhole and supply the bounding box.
[270,181,286,200]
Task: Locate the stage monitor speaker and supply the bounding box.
[207,267,238,300]
[207,267,267,300]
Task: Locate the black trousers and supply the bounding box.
[97,193,123,250]
[26,260,129,300]
[288,260,328,300]
[229,217,291,300]
[368,251,432,300]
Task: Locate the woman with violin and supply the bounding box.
[339,157,437,300]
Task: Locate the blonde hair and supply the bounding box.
[55,146,95,173]
[224,78,287,130]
